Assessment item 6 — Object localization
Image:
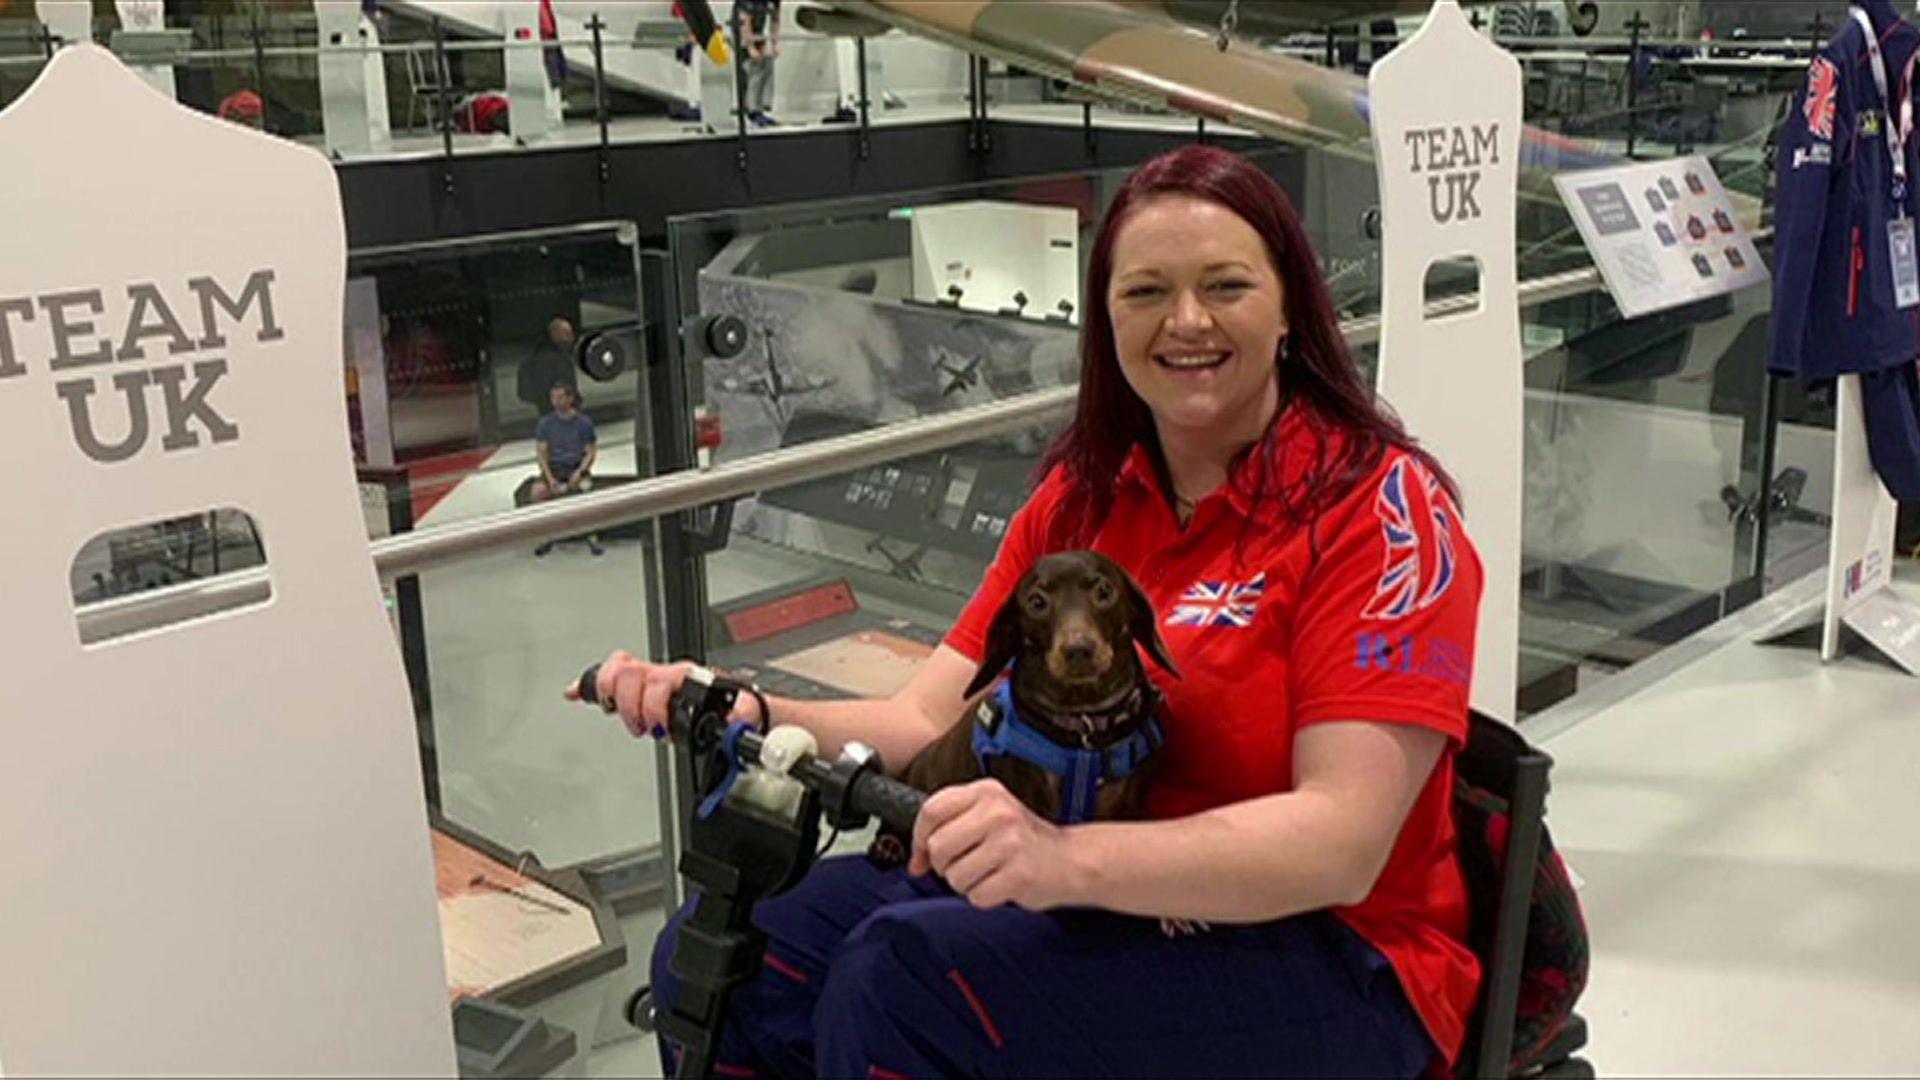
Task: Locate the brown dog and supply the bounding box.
[871,551,1178,865]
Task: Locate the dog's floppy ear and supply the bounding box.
[964,590,1024,698]
[1124,572,1180,679]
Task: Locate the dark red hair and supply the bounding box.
[1040,144,1454,535]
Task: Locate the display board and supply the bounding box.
[768,627,935,697]
[433,829,604,1001]
[1554,154,1769,319]
[905,201,1080,320]
[0,47,454,1074]
[1369,0,1524,722]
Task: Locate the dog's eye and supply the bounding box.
[1023,591,1050,616]
[1091,579,1118,607]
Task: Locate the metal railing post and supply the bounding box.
[249,9,269,133]
[432,17,454,195]
[856,35,870,160]
[731,3,749,172]
[1626,10,1647,159]
[590,14,610,184]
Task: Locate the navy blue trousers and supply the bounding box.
[649,855,1433,1078]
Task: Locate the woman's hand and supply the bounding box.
[909,779,1085,911]
[563,650,761,739]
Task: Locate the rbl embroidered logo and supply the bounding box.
[1166,573,1266,629]
[1806,57,1838,141]
[1362,458,1458,621]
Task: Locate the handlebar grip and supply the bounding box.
[847,770,926,835]
[576,664,602,705]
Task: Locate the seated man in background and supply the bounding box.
[532,382,602,557]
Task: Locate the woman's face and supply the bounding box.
[1106,194,1288,446]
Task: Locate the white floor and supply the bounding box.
[1529,563,1920,1075]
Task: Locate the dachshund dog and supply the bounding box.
[870,550,1178,866]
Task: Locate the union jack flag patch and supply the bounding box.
[1363,459,1458,621]
[1166,573,1266,629]
[1805,57,1837,141]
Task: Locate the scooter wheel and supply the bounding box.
[627,985,656,1033]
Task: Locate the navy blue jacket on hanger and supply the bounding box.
[1771,0,1920,379]
[1772,0,1920,500]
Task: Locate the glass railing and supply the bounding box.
[341,222,666,871]
[661,140,1792,720]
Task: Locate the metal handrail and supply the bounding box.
[0,33,675,70]
[71,244,1763,643]
[74,386,1076,643]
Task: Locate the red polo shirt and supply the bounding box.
[945,406,1482,1065]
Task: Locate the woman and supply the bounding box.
[585,145,1483,1077]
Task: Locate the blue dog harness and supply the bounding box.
[972,678,1165,825]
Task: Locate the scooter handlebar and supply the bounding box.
[574,663,926,835]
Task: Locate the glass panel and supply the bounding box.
[342,225,665,868]
[0,21,50,112]
[402,511,671,867]
[667,148,1330,460]
[695,431,1051,710]
[1515,251,1785,709]
[666,130,1787,716]
[346,226,651,531]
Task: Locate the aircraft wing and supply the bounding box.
[835,1,1620,180]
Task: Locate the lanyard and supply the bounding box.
[1852,6,1917,203]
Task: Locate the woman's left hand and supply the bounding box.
[909,779,1083,911]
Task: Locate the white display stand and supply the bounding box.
[1368,0,1524,722]
[1764,374,1920,674]
[111,0,179,99]
[314,0,394,157]
[0,47,454,1075]
[502,0,562,144]
[37,0,92,44]
[904,201,1080,321]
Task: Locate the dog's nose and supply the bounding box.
[1061,639,1098,667]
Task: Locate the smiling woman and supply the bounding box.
[601,145,1486,1080]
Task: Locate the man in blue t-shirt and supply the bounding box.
[532,383,602,555]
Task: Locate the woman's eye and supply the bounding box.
[1120,285,1164,300]
[1208,280,1251,293]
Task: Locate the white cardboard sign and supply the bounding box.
[0,47,454,1074]
[1822,374,1920,674]
[1369,0,1524,722]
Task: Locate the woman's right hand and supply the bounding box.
[564,651,762,739]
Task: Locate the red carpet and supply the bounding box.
[405,447,499,522]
